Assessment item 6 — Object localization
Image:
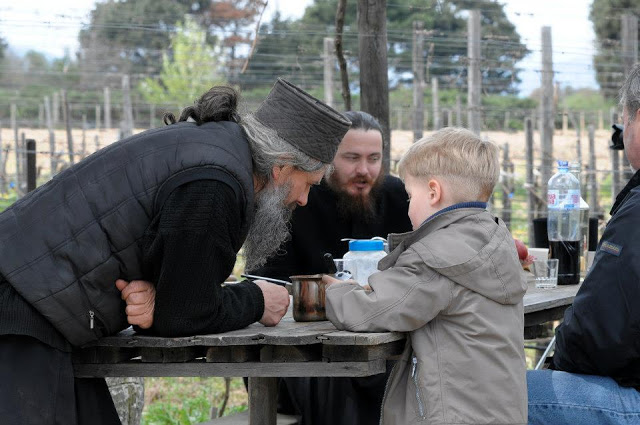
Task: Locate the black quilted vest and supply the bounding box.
[0,121,255,346]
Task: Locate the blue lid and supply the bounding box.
[557,160,568,170]
[348,239,385,251]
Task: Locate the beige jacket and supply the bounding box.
[326,208,528,425]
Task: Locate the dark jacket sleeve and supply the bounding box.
[552,190,640,379]
[140,179,264,337]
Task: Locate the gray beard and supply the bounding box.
[243,182,293,272]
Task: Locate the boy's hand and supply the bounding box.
[322,274,360,287]
[322,274,371,291]
[116,279,156,329]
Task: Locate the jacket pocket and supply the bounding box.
[77,283,110,338]
[411,356,426,419]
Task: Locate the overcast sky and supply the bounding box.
[0,0,598,96]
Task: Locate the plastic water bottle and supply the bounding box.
[547,160,581,285]
[343,239,387,287]
[569,162,590,277]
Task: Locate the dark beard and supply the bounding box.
[243,183,293,272]
[327,175,382,225]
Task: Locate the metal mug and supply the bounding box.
[289,274,327,322]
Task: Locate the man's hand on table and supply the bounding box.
[115,277,290,329]
[254,280,290,327]
[116,279,156,329]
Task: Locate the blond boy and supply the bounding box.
[324,127,528,424]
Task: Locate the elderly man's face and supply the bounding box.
[244,166,325,271]
[623,106,640,171]
[329,129,383,197]
[275,166,327,208]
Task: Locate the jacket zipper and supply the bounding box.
[77,283,109,335]
[412,356,426,419]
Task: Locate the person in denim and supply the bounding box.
[527,64,640,424]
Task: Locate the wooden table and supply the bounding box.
[73,280,580,425]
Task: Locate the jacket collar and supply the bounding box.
[611,169,640,216]
[381,206,489,270]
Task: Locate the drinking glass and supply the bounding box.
[532,259,559,289]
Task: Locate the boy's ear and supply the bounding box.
[428,179,442,206]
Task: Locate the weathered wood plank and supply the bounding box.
[260,345,323,363]
[323,339,405,362]
[141,347,206,363]
[319,330,405,346]
[523,281,580,315]
[249,377,277,425]
[73,359,387,378]
[206,346,260,363]
[72,346,140,364]
[525,306,571,328]
[83,319,337,348]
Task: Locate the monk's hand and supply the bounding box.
[254,280,290,327]
[116,279,156,329]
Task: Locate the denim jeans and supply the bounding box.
[528,370,640,424]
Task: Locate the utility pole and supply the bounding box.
[412,21,425,141]
[104,87,112,130]
[323,37,334,108]
[358,0,391,173]
[540,26,554,212]
[467,10,481,134]
[61,90,75,165]
[52,91,60,128]
[11,103,22,196]
[432,77,440,130]
[121,75,134,138]
[95,104,101,131]
[525,118,536,245]
[587,125,600,217]
[44,96,57,175]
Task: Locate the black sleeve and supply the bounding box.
[140,179,264,337]
[553,195,640,378]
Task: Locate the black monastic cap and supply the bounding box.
[254,78,352,164]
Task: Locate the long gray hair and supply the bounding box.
[165,85,329,185]
[240,114,329,186]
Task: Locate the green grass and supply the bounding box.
[143,377,248,425]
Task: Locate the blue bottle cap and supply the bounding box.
[348,239,385,251]
[557,160,568,168]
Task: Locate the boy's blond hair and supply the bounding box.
[398,127,499,202]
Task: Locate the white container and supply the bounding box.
[343,239,387,287]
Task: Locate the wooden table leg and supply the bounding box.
[248,377,277,425]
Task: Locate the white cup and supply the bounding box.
[529,248,549,261]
